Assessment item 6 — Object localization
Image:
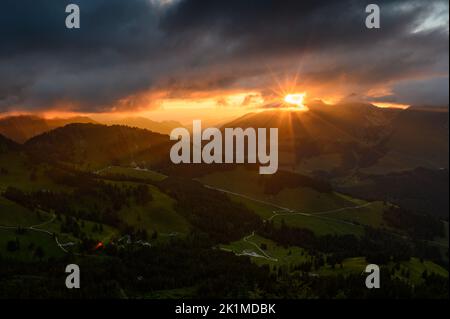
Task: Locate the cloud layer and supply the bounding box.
[0,0,448,112]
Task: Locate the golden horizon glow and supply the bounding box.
[0,91,417,124]
[371,102,410,109]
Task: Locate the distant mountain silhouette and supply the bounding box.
[24,123,172,168]
[227,102,399,143]
[221,103,449,172]
[104,117,184,135]
[0,115,97,143]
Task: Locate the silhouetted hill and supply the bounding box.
[0,134,20,154]
[0,115,97,143]
[222,104,399,169]
[227,102,397,143]
[0,116,49,143]
[222,105,448,173]
[24,123,172,168]
[308,101,401,143]
[384,107,449,169]
[105,117,184,135]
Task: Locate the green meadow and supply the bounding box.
[97,166,167,182]
[222,234,313,268]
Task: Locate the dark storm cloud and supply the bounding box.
[0,0,169,111]
[160,0,448,91]
[0,0,448,112]
[373,76,449,106]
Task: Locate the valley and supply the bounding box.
[0,104,448,299]
[1,0,448,302]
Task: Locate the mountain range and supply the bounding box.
[0,115,184,143]
[0,115,97,143]
[223,103,449,173]
[0,103,448,299]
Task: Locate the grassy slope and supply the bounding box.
[213,169,445,284]
[0,229,65,261]
[294,153,342,175]
[223,235,448,286]
[97,166,167,182]
[0,159,190,260]
[0,153,70,193]
[0,194,66,261]
[198,167,354,212]
[0,196,119,260]
[116,182,190,234]
[203,167,387,236]
[222,234,313,268]
[324,201,388,228]
[0,196,42,227]
[276,214,365,236]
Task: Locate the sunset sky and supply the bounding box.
[0,0,448,123]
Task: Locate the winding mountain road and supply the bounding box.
[0,213,69,253]
[207,183,449,261]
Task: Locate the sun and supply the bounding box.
[284,93,307,109]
